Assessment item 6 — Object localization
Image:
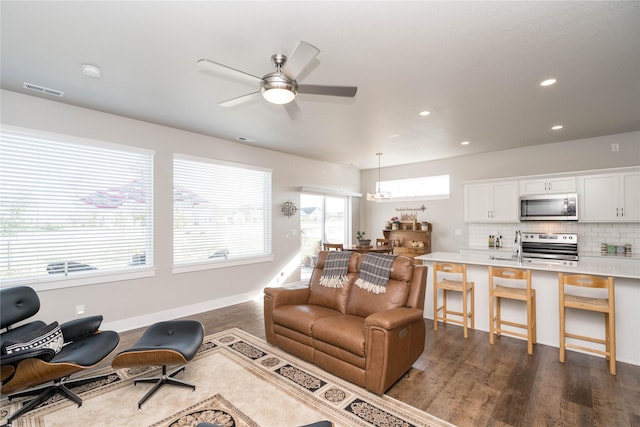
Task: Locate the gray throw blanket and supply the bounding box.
[319,251,352,288]
[355,253,396,294]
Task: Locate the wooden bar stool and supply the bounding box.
[433,262,475,338]
[488,266,536,354]
[558,273,615,375]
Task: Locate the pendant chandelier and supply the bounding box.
[366,153,391,201]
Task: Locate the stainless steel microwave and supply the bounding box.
[519,193,578,221]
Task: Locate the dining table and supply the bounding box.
[344,246,393,254]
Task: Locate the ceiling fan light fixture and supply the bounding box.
[261,72,297,104]
[262,87,296,104]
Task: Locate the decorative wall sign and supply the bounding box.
[395,204,427,212]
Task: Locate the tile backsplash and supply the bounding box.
[468,222,640,255]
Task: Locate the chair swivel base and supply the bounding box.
[5,373,111,426]
[134,365,195,409]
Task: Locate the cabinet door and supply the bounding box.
[464,184,491,222]
[548,177,576,193]
[519,179,548,195]
[491,181,519,222]
[621,172,640,221]
[465,182,519,223]
[579,174,618,221]
[520,177,576,194]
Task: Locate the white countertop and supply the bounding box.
[416,251,640,280]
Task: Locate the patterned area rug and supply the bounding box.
[1,328,454,427]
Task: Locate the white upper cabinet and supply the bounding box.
[464,181,519,223]
[578,171,640,222]
[519,177,576,195]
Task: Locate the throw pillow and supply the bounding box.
[3,322,64,356]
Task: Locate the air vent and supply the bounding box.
[23,82,64,97]
[236,136,256,143]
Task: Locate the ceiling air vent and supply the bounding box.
[23,82,64,97]
[236,136,256,143]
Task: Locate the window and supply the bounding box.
[173,154,272,271]
[379,175,450,200]
[0,127,154,286]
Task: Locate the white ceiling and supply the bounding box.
[2,1,639,170]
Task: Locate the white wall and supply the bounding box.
[361,132,640,252]
[1,90,361,331]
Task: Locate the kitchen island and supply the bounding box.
[415,251,640,366]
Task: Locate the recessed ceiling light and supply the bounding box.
[540,78,557,87]
[461,141,470,145]
[419,111,431,117]
[551,125,563,130]
[81,64,102,78]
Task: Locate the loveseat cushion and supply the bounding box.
[271,304,341,336]
[307,251,359,313]
[312,314,366,357]
[346,255,413,318]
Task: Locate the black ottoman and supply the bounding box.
[111,320,204,408]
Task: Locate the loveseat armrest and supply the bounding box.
[365,307,424,330]
[264,286,310,345]
[364,307,426,394]
[264,286,310,309]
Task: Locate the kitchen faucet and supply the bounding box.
[514,229,523,264]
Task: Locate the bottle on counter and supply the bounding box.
[489,235,494,248]
[495,236,501,248]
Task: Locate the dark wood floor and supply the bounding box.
[107,300,640,427]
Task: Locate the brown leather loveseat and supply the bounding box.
[264,251,427,394]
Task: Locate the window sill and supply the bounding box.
[172,255,274,274]
[1,267,156,291]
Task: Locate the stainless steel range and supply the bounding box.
[521,232,578,267]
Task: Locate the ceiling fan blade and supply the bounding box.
[298,84,358,98]
[218,91,261,107]
[284,101,302,120]
[282,41,320,79]
[197,58,263,83]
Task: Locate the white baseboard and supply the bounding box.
[101,289,262,333]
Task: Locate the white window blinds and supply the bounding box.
[0,128,154,283]
[173,155,272,267]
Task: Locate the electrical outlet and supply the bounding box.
[454,228,462,236]
[611,143,619,152]
[75,305,85,315]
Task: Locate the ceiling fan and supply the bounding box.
[196,41,358,110]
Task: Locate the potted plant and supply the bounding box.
[390,216,401,230]
[356,230,371,247]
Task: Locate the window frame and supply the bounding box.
[0,126,155,291]
[172,153,273,274]
[377,174,451,202]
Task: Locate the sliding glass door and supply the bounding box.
[300,194,347,277]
